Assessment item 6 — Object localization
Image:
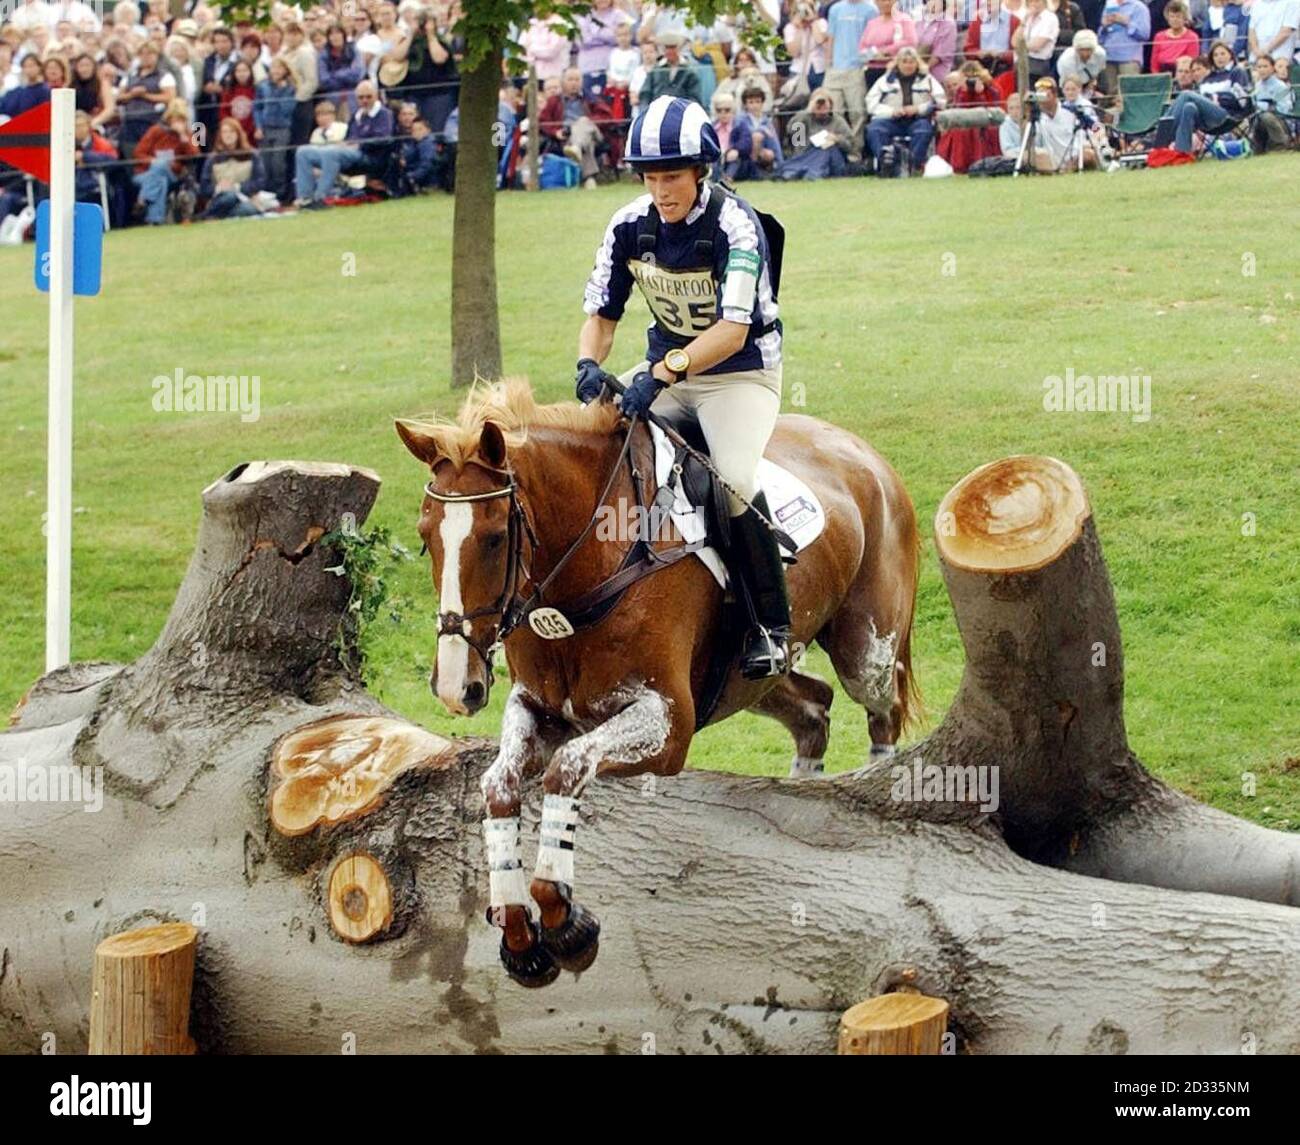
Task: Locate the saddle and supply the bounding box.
[647,408,798,564]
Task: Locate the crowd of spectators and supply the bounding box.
[0,0,1296,234]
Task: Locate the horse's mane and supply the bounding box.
[405,376,622,470]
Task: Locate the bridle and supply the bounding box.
[422,466,538,675]
[420,422,639,673]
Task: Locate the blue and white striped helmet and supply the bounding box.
[626,96,721,168]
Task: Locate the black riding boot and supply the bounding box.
[730,491,793,680]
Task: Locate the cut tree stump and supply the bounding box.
[327,853,394,943]
[839,994,950,1055]
[3,455,1298,1055]
[89,923,198,1055]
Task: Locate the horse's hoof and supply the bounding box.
[540,900,601,974]
[499,919,560,988]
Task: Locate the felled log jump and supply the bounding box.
[2,456,1297,1055]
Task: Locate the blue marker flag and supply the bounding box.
[35,201,104,297]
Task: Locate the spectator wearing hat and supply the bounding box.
[1153,2,1203,71]
[780,88,853,179]
[824,0,879,164]
[964,0,1021,77]
[865,45,945,172]
[1097,0,1150,91]
[640,30,704,106]
[1056,30,1107,90]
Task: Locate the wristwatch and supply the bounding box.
[664,348,691,384]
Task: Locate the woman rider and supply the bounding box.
[575,95,791,680]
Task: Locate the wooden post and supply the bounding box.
[838,993,949,1055]
[89,922,198,1054]
[1015,40,1029,101]
[527,64,540,191]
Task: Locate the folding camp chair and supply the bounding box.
[1113,73,1173,151]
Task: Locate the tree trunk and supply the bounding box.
[450,39,504,389]
[2,457,1297,1055]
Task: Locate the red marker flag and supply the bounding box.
[0,100,52,184]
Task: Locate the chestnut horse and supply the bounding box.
[396,378,919,986]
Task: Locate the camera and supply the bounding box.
[1023,91,1047,104]
[966,77,978,93]
[1063,100,1098,129]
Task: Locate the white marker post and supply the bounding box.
[45,88,75,672]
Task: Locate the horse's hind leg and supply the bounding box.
[749,671,834,777]
[819,578,912,759]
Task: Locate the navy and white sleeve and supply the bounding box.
[583,197,650,321]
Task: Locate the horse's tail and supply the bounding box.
[895,504,924,734]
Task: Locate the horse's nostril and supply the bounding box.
[465,681,485,707]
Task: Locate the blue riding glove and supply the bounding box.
[619,370,666,419]
[575,358,605,404]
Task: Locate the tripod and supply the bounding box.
[1012,98,1044,176]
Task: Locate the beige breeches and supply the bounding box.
[619,361,783,516]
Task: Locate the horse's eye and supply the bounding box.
[484,533,505,552]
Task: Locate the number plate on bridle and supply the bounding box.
[528,607,575,640]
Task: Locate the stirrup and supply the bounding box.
[740,625,791,680]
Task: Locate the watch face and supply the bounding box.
[665,349,690,374]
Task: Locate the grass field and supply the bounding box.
[1,159,1297,826]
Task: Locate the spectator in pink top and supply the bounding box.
[522,16,571,84]
[1151,2,1202,72]
[916,0,957,82]
[859,0,918,87]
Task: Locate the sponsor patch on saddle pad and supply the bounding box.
[648,421,826,591]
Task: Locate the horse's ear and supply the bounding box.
[395,419,444,466]
[478,421,508,470]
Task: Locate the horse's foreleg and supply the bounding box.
[749,671,835,777]
[529,683,692,975]
[480,682,566,988]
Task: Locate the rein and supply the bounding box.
[422,413,705,661]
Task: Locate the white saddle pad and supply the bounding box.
[649,421,827,590]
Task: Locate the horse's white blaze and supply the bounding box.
[436,502,473,712]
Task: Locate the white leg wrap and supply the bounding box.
[483,816,529,908]
[533,793,579,886]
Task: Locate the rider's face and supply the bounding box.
[643,167,700,224]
